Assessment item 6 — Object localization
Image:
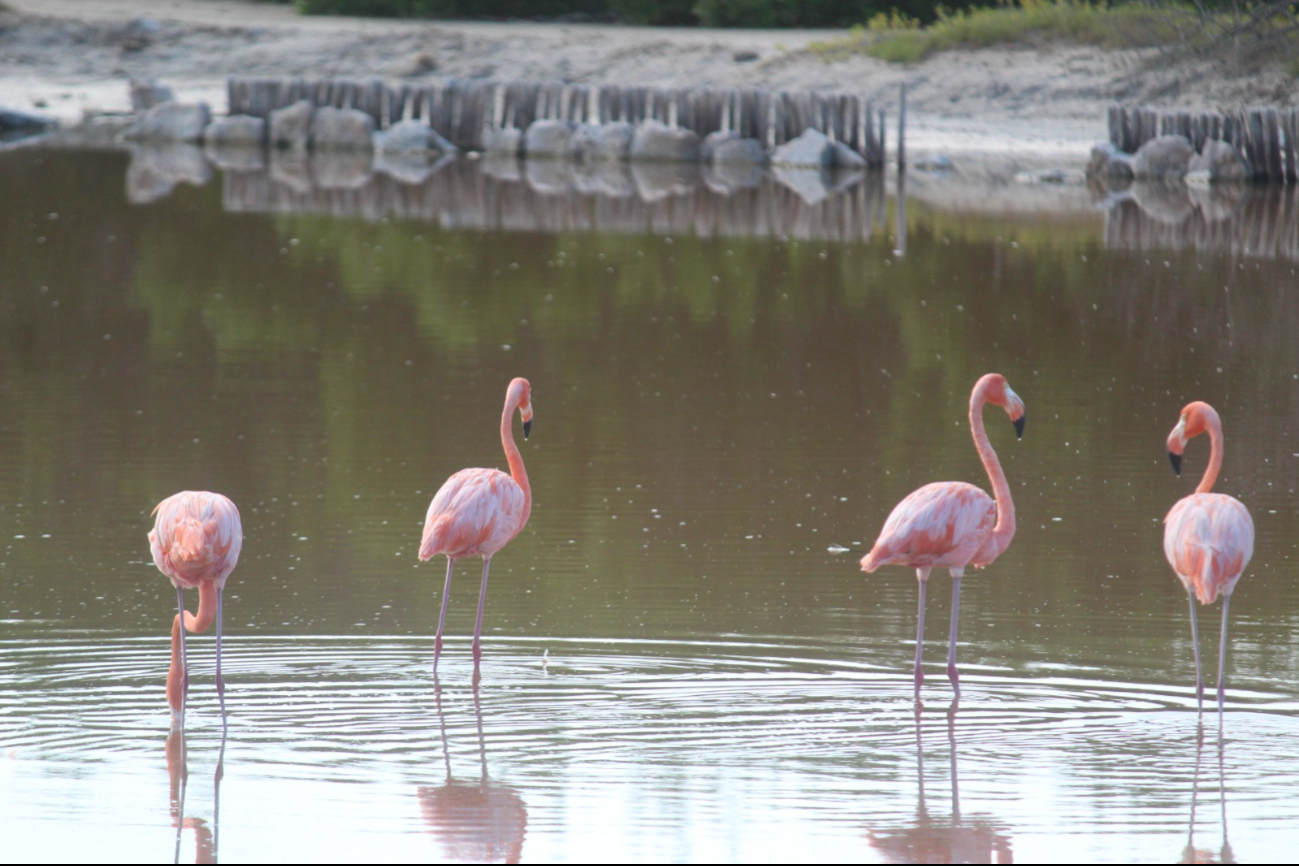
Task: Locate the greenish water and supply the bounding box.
[1,147,1298,863]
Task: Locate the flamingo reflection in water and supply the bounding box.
[165,727,226,865]
[419,675,527,863]
[1180,723,1234,865]
[868,712,1013,864]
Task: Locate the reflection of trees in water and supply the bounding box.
[166,727,225,865]
[868,712,1013,865]
[1105,183,1299,263]
[419,678,527,864]
[1180,722,1233,865]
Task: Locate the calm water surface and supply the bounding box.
[2,147,1299,863]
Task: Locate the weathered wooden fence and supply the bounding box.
[227,76,888,165]
[1109,104,1299,184]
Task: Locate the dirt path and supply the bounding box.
[2,0,1294,167]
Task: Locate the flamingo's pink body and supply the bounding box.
[1164,401,1253,713]
[149,490,242,724]
[861,373,1026,698]
[420,377,533,671]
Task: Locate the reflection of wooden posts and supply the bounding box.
[894,168,907,258]
[897,83,907,172]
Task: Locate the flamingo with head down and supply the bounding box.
[149,491,243,727]
[860,373,1025,700]
[1164,401,1254,715]
[420,377,534,673]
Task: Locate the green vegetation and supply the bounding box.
[814,0,1299,65]
[816,0,1195,63]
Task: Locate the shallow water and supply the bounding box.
[2,146,1299,862]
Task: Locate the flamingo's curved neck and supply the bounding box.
[502,399,531,521]
[167,582,218,711]
[970,387,1015,558]
[1197,414,1223,494]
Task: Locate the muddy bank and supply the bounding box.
[2,0,1295,171]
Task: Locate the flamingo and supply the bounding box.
[1164,401,1254,715]
[149,491,243,726]
[860,373,1025,699]
[420,377,533,672]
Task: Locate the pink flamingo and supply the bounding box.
[149,491,243,726]
[1164,401,1254,715]
[420,377,533,672]
[860,373,1025,699]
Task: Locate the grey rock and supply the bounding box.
[569,122,634,162]
[125,101,211,143]
[129,79,174,112]
[771,128,834,168]
[1087,143,1134,184]
[269,100,314,150]
[629,120,700,163]
[374,119,457,154]
[0,107,56,139]
[1131,135,1193,181]
[203,114,265,147]
[523,119,575,158]
[830,141,867,169]
[1188,139,1251,184]
[125,144,212,204]
[700,130,736,162]
[481,126,524,156]
[704,131,767,165]
[703,161,762,193]
[310,106,375,152]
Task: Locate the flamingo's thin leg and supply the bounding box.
[216,586,226,730]
[176,586,189,714]
[472,556,492,666]
[947,571,963,696]
[1216,594,1232,717]
[914,568,930,696]
[1188,589,1204,711]
[434,556,454,673]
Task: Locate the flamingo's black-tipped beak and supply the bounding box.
[523,419,532,440]
[1169,451,1181,476]
[1013,416,1025,439]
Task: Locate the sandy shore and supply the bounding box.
[2,0,1295,169]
